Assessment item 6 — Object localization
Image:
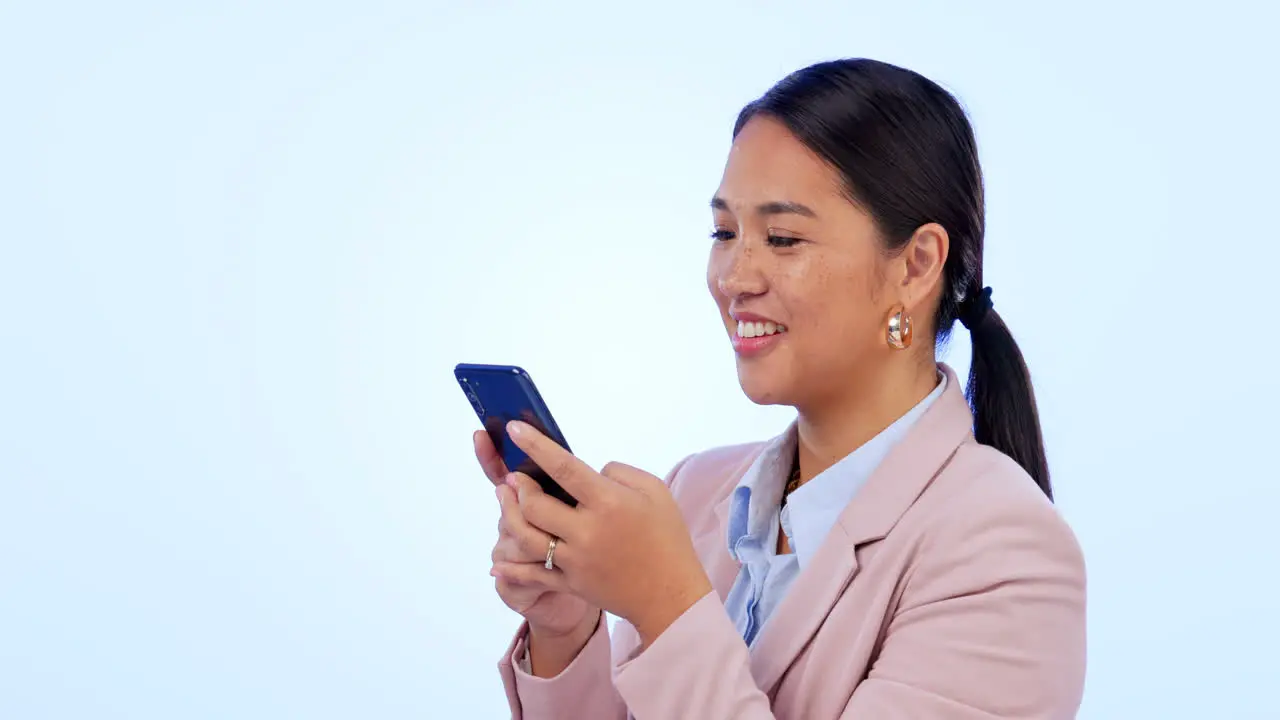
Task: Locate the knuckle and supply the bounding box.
[513,537,534,560]
[596,491,620,513]
[508,530,530,555]
[516,530,545,559]
[519,494,542,522]
[493,538,515,562]
[503,532,524,555]
[552,457,576,480]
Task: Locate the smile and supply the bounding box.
[736,319,787,338]
[730,319,787,357]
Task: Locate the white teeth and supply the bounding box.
[736,320,787,338]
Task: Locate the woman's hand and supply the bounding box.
[475,431,599,669]
[491,421,713,648]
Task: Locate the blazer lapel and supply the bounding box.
[746,363,977,696]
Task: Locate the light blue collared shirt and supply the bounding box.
[723,373,947,646]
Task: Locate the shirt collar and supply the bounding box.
[726,371,948,568]
[726,429,796,563]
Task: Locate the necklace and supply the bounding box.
[781,453,802,506]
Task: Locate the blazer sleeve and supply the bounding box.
[496,453,698,720]
[842,478,1088,719]
[497,616,626,720]
[613,590,776,718]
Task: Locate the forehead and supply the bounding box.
[715,115,846,207]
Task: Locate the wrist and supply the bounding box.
[632,575,713,649]
[529,606,600,645]
[527,608,601,677]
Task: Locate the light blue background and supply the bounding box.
[2,2,1277,717]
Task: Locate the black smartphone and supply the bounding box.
[454,363,578,507]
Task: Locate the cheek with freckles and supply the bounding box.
[783,258,883,366]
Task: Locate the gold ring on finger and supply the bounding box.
[544,537,558,570]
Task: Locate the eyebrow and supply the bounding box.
[710,196,818,219]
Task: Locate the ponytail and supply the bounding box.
[963,297,1052,500]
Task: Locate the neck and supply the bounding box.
[793,358,939,485]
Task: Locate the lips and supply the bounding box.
[728,313,787,357]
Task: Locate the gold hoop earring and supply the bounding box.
[886,304,912,350]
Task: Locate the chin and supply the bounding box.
[735,362,791,406]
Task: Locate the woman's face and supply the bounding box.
[707,116,910,409]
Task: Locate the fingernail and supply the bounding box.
[507,420,524,436]
[504,473,518,488]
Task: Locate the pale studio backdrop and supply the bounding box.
[2,1,1277,718]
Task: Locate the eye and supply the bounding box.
[767,234,803,248]
[710,229,736,242]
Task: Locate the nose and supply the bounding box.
[714,241,767,298]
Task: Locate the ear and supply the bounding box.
[896,222,949,310]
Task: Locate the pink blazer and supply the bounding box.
[498,364,1087,719]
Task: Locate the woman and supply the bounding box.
[479,58,1086,719]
